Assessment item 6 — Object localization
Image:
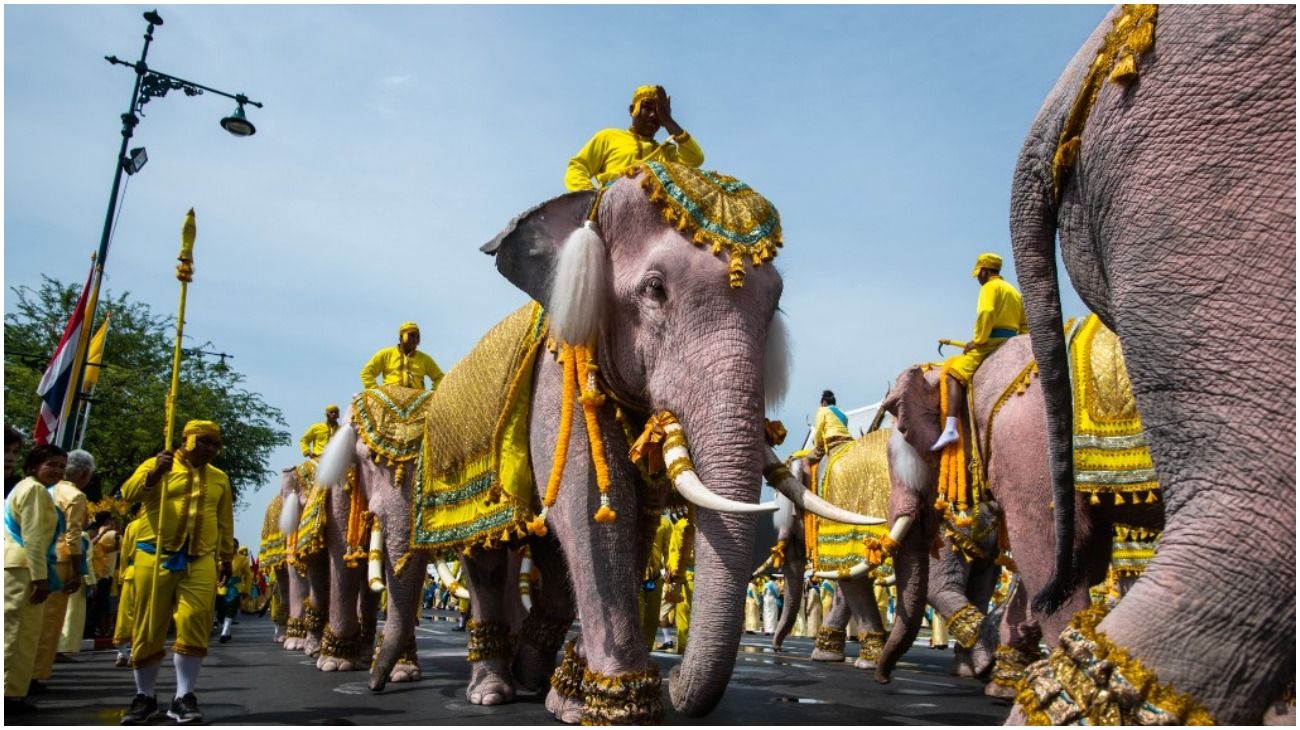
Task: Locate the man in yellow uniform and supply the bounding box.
[360,322,445,391]
[664,511,695,654]
[640,514,672,650]
[806,390,853,464]
[565,85,705,192]
[3,444,61,715]
[31,449,92,684]
[298,405,340,459]
[931,253,1028,451]
[120,420,234,725]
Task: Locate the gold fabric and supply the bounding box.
[351,385,435,471]
[295,482,328,561]
[629,161,782,288]
[1070,314,1159,502]
[130,551,218,665]
[631,85,657,116]
[411,303,548,553]
[181,419,221,451]
[812,429,891,573]
[1110,523,1161,577]
[260,494,285,571]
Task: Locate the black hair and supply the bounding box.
[820,390,836,406]
[24,444,67,475]
[5,426,23,450]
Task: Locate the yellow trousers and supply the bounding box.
[113,575,136,646]
[59,581,87,653]
[130,552,217,666]
[5,568,44,698]
[673,572,694,655]
[32,561,76,680]
[639,583,662,649]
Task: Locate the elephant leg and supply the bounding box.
[355,575,380,670]
[272,566,289,644]
[461,549,516,706]
[843,576,887,670]
[928,537,988,678]
[319,501,364,672]
[960,557,1000,678]
[545,635,587,725]
[516,535,575,694]
[285,564,309,651]
[771,524,806,652]
[811,584,850,662]
[303,552,330,658]
[369,551,427,692]
[987,580,1044,700]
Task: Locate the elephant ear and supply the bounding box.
[481,190,598,308]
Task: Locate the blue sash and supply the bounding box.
[827,406,848,427]
[990,328,1018,339]
[136,541,194,572]
[3,486,63,590]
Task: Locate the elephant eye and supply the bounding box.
[640,274,667,301]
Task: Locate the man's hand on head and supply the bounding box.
[655,86,683,136]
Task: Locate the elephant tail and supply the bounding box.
[317,421,357,487]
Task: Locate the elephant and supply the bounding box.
[1008,5,1294,723]
[319,162,875,722]
[276,462,319,654]
[879,327,1166,691]
[257,493,289,643]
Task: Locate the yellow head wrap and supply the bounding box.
[182,420,222,451]
[972,252,1003,278]
[398,321,420,343]
[631,85,657,116]
[325,404,340,416]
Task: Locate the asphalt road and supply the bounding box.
[18,611,1014,725]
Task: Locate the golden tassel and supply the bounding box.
[1090,492,1101,505]
[1109,54,1138,84]
[1114,492,1125,505]
[1146,491,1157,503]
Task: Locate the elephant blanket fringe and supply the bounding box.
[410,303,548,556]
[810,429,891,574]
[294,463,329,561]
[259,493,286,571]
[1069,314,1161,505]
[1015,602,1214,725]
[351,384,435,489]
[1109,523,1161,577]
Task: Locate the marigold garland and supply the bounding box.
[575,344,616,523]
[533,346,578,536]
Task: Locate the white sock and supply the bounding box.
[931,417,959,450]
[134,662,160,697]
[174,654,202,699]
[221,617,233,636]
[117,643,131,658]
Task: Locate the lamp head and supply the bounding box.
[123,146,148,175]
[220,104,255,137]
[143,10,164,26]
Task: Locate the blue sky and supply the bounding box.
[4,4,1103,553]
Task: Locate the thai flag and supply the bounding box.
[34,264,95,446]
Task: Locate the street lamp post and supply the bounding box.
[60,9,263,448]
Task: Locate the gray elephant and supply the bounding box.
[1008,5,1294,723]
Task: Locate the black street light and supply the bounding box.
[60,9,264,448]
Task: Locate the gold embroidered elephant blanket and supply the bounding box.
[260,493,286,571]
[809,428,891,574]
[410,303,549,555]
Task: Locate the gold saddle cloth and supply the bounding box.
[410,303,549,555]
[293,460,328,561]
[259,493,285,571]
[809,428,891,573]
[1068,314,1158,504]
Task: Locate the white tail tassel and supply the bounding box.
[368,523,385,593]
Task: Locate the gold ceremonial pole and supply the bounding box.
[144,208,197,652]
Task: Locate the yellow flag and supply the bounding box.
[80,313,112,393]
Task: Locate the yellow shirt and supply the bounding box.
[565,129,705,192]
[118,518,144,584]
[811,405,853,456]
[50,480,88,562]
[233,549,253,593]
[666,516,695,577]
[121,454,235,562]
[2,477,58,579]
[91,529,119,578]
[970,275,1028,346]
[360,346,445,391]
[299,422,339,458]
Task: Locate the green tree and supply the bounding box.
[4,276,289,509]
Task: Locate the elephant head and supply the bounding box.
[483,165,786,716]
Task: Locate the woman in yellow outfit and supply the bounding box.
[119,420,234,725]
[565,85,704,192]
[931,253,1028,451]
[360,322,444,391]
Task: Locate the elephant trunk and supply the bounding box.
[771,522,806,649]
[1009,138,1079,615]
[667,395,765,717]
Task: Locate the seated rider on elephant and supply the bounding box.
[360,322,445,391]
[299,404,340,460]
[931,252,1028,451]
[565,85,704,191]
[803,389,853,480]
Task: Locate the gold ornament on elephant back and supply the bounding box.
[626,161,782,288]
[351,384,435,489]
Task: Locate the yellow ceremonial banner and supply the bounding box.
[80,312,112,393]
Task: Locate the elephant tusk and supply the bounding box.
[890,515,914,544]
[764,448,886,525]
[664,421,777,515]
[368,523,385,593]
[813,561,872,580]
[436,560,470,601]
[519,554,533,612]
[752,555,775,578]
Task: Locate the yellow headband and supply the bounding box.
[398,321,419,342]
[182,419,222,450]
[631,85,657,116]
[325,405,340,416]
[972,252,1003,278]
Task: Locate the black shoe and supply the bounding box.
[120,694,157,725]
[27,679,49,694]
[167,693,203,724]
[219,633,232,644]
[5,697,37,715]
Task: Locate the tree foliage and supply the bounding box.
[4,276,289,509]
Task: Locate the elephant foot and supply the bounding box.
[467,660,515,706]
[984,680,1018,700]
[317,655,357,672]
[283,637,301,651]
[970,643,995,679]
[545,687,583,724]
[852,657,878,671]
[810,648,845,662]
[513,645,556,693]
[948,654,978,678]
[273,625,286,643]
[388,660,421,684]
[304,635,322,658]
[873,667,893,685]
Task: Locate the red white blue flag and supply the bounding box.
[34,263,95,446]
